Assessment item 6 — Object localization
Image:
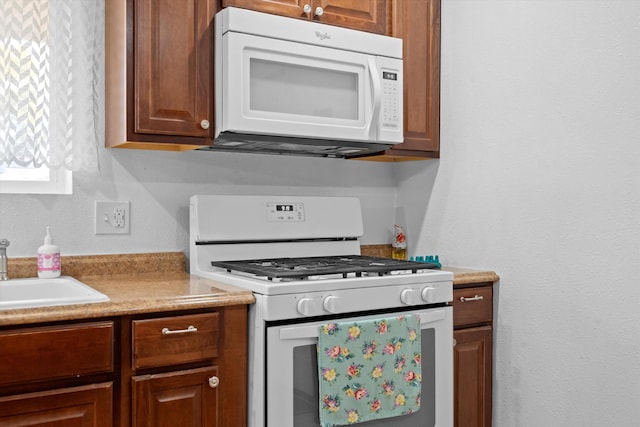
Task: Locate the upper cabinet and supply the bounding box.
[105,0,218,150]
[105,0,441,160]
[364,0,442,161]
[222,0,386,34]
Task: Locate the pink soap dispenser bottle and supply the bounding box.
[37,226,61,278]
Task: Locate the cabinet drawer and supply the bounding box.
[0,321,114,387]
[132,312,219,370]
[0,382,113,426]
[452,286,493,328]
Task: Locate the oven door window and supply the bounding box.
[222,32,372,141]
[266,308,452,427]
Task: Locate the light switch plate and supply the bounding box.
[95,201,130,234]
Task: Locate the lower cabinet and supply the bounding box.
[132,367,218,427]
[120,305,247,427]
[0,383,113,427]
[453,284,494,427]
[0,305,248,427]
[0,321,115,427]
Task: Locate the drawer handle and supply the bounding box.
[161,325,197,335]
[460,295,484,302]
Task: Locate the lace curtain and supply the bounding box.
[0,0,103,172]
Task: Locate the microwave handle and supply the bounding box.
[366,56,382,140]
[279,309,447,341]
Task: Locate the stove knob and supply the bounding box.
[323,296,339,313]
[296,298,314,316]
[400,289,420,305]
[422,287,436,303]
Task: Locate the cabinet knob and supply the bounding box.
[200,119,210,130]
[303,4,311,14]
[208,376,220,388]
[315,7,324,17]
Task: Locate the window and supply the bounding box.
[0,0,103,194]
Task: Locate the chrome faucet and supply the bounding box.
[0,238,9,280]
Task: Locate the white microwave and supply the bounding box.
[209,7,403,158]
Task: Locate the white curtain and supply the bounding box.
[0,0,103,172]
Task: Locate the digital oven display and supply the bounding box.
[266,202,305,222]
[383,71,398,81]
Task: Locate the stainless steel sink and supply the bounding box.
[0,276,109,310]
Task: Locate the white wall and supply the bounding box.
[0,148,397,257]
[395,1,640,425]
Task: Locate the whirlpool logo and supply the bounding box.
[315,31,331,40]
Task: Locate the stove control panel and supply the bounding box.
[266,202,305,222]
[283,281,452,319]
[401,287,437,305]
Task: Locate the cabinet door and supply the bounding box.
[132,366,218,427]
[0,383,113,427]
[223,0,386,33]
[362,0,440,161]
[454,326,492,427]
[394,0,440,155]
[316,0,386,33]
[223,0,304,18]
[134,0,215,139]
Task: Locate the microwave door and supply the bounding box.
[220,33,374,142]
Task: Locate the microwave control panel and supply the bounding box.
[381,69,401,131]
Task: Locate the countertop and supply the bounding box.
[360,245,500,285]
[1,252,498,327]
[0,272,256,326]
[445,267,500,286]
[1,253,255,327]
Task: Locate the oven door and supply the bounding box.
[265,307,453,427]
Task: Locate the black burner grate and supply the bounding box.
[211,255,439,281]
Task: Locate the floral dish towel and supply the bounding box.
[317,314,422,426]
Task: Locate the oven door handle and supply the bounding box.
[279,309,447,340]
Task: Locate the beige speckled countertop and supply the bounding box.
[444,267,500,286]
[1,253,255,327]
[1,251,498,327]
[360,245,499,286]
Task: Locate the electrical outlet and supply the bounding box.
[95,201,130,235]
[113,207,126,228]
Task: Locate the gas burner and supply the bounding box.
[211,255,439,281]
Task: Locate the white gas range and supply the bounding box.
[190,195,453,427]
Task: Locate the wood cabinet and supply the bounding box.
[106,0,441,159]
[106,0,218,150]
[0,306,248,427]
[0,321,115,427]
[119,307,247,427]
[453,284,493,427]
[223,0,386,34]
[360,0,441,161]
[132,367,219,427]
[0,383,113,427]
